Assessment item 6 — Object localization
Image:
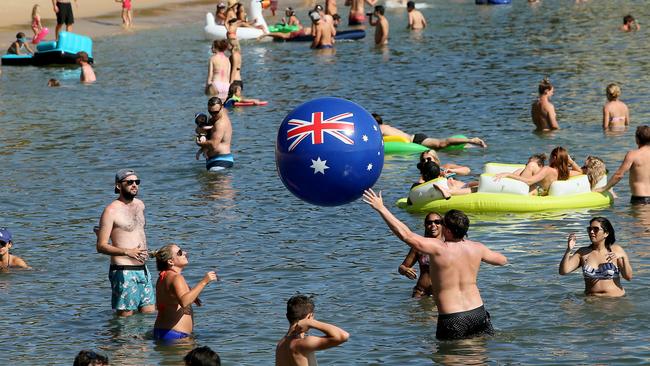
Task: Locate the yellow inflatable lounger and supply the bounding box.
[396,165,612,213]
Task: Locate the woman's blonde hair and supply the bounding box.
[32,4,40,18]
[150,244,176,271]
[582,156,607,189]
[606,83,621,101]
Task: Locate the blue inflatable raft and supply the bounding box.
[32,31,93,66]
[274,29,365,42]
[1,54,33,66]
[475,0,511,4]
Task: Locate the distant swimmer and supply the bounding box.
[152,244,218,342]
[559,217,633,297]
[225,81,266,106]
[364,191,507,340]
[373,113,488,150]
[596,126,650,204]
[621,15,640,32]
[95,169,155,317]
[346,0,377,26]
[0,228,31,271]
[531,77,558,131]
[602,83,629,131]
[369,5,389,46]
[77,51,96,83]
[196,97,234,171]
[73,350,109,366]
[275,294,349,366]
[184,346,221,366]
[406,1,426,30]
[206,40,231,100]
[283,7,302,27]
[398,212,443,298]
[310,11,335,49]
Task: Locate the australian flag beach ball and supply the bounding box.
[275,97,384,206]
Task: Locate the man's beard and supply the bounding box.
[122,190,137,201]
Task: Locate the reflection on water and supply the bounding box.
[2,0,650,364]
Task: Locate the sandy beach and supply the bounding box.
[0,0,301,41]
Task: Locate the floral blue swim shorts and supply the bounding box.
[108,264,156,311]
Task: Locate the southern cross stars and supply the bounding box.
[310,157,329,174]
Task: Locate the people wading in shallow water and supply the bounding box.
[531,77,559,131]
[602,83,630,131]
[559,217,633,297]
[364,190,507,340]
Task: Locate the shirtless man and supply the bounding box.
[310,11,335,49]
[346,0,376,26]
[275,295,349,366]
[369,5,388,46]
[531,77,559,131]
[53,0,77,40]
[406,1,426,30]
[96,169,155,317]
[373,113,487,149]
[596,126,650,204]
[196,97,234,171]
[363,191,508,340]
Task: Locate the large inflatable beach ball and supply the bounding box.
[275,97,384,206]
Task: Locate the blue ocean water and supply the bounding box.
[1,0,649,364]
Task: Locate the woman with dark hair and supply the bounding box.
[495,146,581,195]
[559,217,633,297]
[398,212,443,298]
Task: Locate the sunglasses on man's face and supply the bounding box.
[208,108,221,115]
[122,179,141,186]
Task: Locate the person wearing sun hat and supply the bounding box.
[95,168,155,317]
[0,228,30,270]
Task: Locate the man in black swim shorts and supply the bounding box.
[364,192,508,340]
[53,0,77,40]
[596,125,650,204]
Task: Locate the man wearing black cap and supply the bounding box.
[95,168,155,317]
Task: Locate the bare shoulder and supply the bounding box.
[611,244,627,255]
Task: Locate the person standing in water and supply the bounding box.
[275,294,349,366]
[364,190,507,340]
[196,97,234,171]
[596,125,650,204]
[398,212,443,298]
[368,5,388,46]
[602,83,629,131]
[95,169,155,317]
[406,1,426,30]
[205,40,231,100]
[531,77,559,131]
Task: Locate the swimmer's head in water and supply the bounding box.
[419,161,441,182]
[528,153,546,167]
[550,146,569,180]
[371,113,383,125]
[636,125,650,146]
[212,39,229,52]
[74,350,109,366]
[407,1,415,9]
[443,209,470,240]
[623,15,635,25]
[227,82,242,100]
[374,5,385,15]
[47,78,60,87]
[538,77,553,95]
[286,294,315,324]
[606,83,621,101]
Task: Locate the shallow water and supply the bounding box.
[1,0,650,364]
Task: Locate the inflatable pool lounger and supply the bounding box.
[275,29,366,42]
[1,54,33,66]
[397,163,613,213]
[32,31,93,66]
